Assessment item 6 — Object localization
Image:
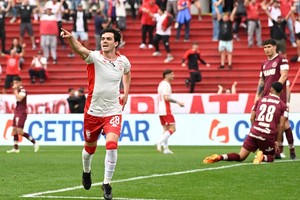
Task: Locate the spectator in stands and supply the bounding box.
[38,4,58,64]
[28,50,47,83]
[181,41,210,93]
[0,4,10,53]
[166,0,177,18]
[263,0,281,38]
[8,0,21,24]
[45,0,67,49]
[223,0,234,12]
[175,0,191,42]
[71,0,82,10]
[116,0,127,31]
[7,38,25,69]
[233,0,247,41]
[263,4,295,58]
[107,0,117,27]
[152,6,174,63]
[62,0,71,21]
[211,0,223,41]
[89,0,100,12]
[280,0,296,47]
[17,0,37,50]
[244,0,263,48]
[215,2,237,69]
[0,48,24,94]
[67,88,80,113]
[77,87,86,113]
[293,13,300,62]
[192,0,202,20]
[68,4,91,57]
[94,9,109,50]
[127,0,138,20]
[139,0,159,49]
[217,81,237,94]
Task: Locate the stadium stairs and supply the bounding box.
[0,13,299,95]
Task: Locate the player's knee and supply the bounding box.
[106,141,118,150]
[169,129,175,135]
[84,145,97,154]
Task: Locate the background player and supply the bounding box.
[157,69,184,154]
[203,82,288,164]
[6,76,39,153]
[255,39,296,160]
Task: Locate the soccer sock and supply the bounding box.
[22,132,36,144]
[104,149,117,184]
[158,130,173,148]
[223,153,240,161]
[82,148,93,173]
[13,135,19,150]
[284,127,294,148]
[163,139,168,149]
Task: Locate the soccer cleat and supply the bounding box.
[280,153,286,158]
[82,172,92,190]
[253,150,264,164]
[101,183,113,200]
[290,148,296,160]
[203,154,221,164]
[163,148,173,154]
[6,148,20,153]
[156,143,162,152]
[34,141,40,153]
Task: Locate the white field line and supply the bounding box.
[24,196,165,200]
[21,159,299,199]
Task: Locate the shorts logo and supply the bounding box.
[208,119,229,143]
[86,130,91,140]
[110,116,120,127]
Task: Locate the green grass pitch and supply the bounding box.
[0,146,299,200]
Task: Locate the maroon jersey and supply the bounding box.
[250,94,288,140]
[14,86,27,114]
[260,54,289,102]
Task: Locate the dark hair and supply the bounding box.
[68,88,74,92]
[13,76,21,82]
[100,28,122,47]
[159,6,166,12]
[163,69,173,78]
[271,82,283,93]
[263,39,277,46]
[78,87,84,93]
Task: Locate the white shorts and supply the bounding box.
[218,40,233,52]
[72,31,88,41]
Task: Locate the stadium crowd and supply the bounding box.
[0,0,300,94]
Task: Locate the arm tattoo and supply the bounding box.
[257,79,265,95]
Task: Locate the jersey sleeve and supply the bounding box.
[84,50,96,64]
[280,57,289,71]
[19,88,26,97]
[121,55,131,74]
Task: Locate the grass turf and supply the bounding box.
[0,146,299,200]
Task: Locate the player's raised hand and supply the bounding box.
[60,28,72,38]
